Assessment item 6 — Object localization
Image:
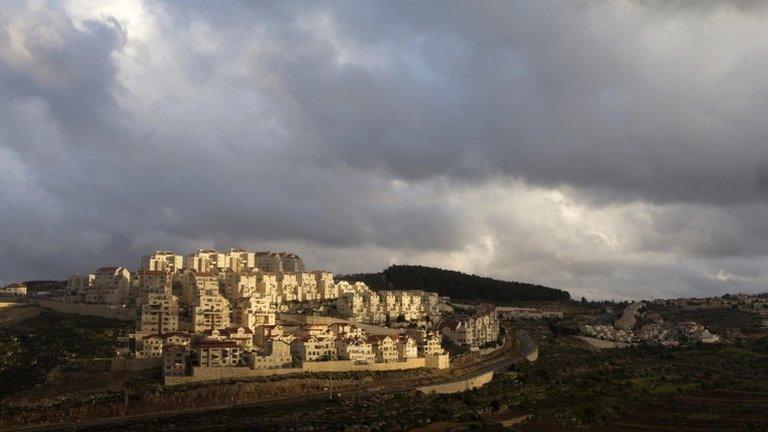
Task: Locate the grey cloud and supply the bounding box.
[1,1,768,301]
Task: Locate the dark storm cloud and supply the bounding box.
[1,0,768,299]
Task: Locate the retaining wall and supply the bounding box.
[164,355,447,385]
[417,371,494,394]
[301,357,425,372]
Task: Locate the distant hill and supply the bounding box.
[338,265,570,303]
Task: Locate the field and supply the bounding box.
[0,305,132,400]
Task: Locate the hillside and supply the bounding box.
[338,265,570,303]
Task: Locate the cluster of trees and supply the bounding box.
[339,265,570,303]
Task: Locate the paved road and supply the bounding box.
[4,331,537,432]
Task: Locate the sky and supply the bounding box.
[2,0,768,300]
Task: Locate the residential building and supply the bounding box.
[163,345,189,376]
[192,291,230,333]
[0,283,28,296]
[254,324,284,349]
[311,271,335,299]
[370,335,399,363]
[140,334,165,358]
[140,332,191,358]
[397,335,419,360]
[407,330,444,356]
[181,270,219,306]
[67,273,95,302]
[295,271,319,302]
[441,305,500,350]
[185,249,225,273]
[93,267,132,305]
[245,337,293,369]
[336,338,376,363]
[336,285,385,324]
[291,336,337,362]
[282,252,305,272]
[141,251,184,273]
[139,293,180,333]
[254,251,305,273]
[138,270,173,296]
[276,272,298,302]
[220,326,254,349]
[197,340,243,367]
[233,294,276,329]
[223,248,255,272]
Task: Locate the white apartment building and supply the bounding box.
[163,345,189,376]
[254,252,305,273]
[185,249,225,273]
[397,336,419,360]
[282,253,305,272]
[246,337,293,369]
[254,324,284,348]
[335,284,440,326]
[139,293,180,334]
[276,272,299,302]
[67,273,95,302]
[328,322,366,340]
[138,270,173,296]
[233,294,276,329]
[407,329,444,356]
[0,283,28,296]
[254,271,279,304]
[336,287,385,324]
[141,251,184,273]
[141,334,165,358]
[441,305,500,350]
[94,267,132,305]
[139,332,191,358]
[197,340,243,367]
[380,290,440,324]
[295,272,319,302]
[192,291,231,333]
[205,327,254,349]
[291,336,337,362]
[336,338,376,363]
[369,335,399,363]
[223,248,255,272]
[314,271,336,299]
[181,270,220,306]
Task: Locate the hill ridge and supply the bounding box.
[338,264,570,303]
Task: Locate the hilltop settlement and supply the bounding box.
[9,249,506,383]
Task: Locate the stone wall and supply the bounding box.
[165,366,302,385]
[417,371,494,394]
[164,357,432,385]
[31,298,136,321]
[300,357,425,372]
